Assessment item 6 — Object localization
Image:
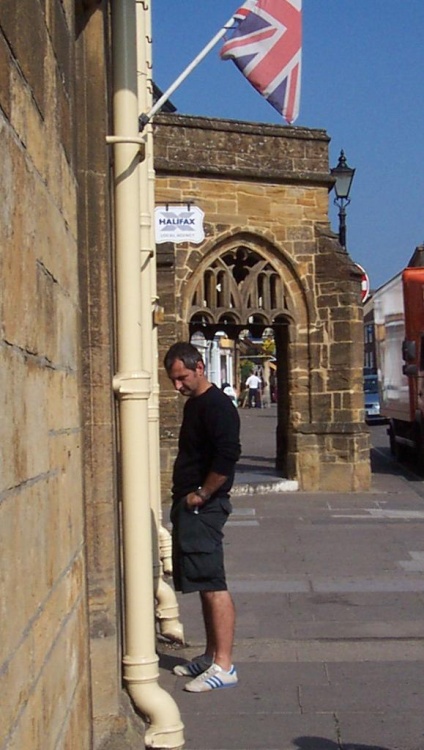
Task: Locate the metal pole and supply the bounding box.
[338,202,347,249]
[140,13,238,126]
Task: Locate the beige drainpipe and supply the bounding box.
[109,1,184,746]
[136,0,184,643]
[143,0,173,580]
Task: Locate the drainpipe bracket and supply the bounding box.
[105,134,146,160]
[113,370,151,399]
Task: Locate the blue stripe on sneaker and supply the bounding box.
[188,663,203,675]
[205,676,222,688]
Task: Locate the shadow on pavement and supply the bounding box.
[370,446,424,494]
[294,738,390,750]
[370,448,404,476]
[157,649,186,672]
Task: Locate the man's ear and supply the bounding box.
[196,360,205,375]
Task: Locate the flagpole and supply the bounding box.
[139,14,238,129]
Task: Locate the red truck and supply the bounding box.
[374,263,424,463]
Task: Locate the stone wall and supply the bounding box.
[0,3,144,747]
[153,114,370,494]
[0,1,91,747]
[74,6,131,747]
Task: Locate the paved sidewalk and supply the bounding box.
[158,411,424,750]
[234,404,297,493]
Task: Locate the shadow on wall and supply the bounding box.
[294,738,390,750]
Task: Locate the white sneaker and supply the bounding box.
[173,653,212,677]
[184,663,238,692]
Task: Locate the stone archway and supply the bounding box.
[155,113,370,493]
[184,234,309,478]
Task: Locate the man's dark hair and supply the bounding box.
[164,342,204,374]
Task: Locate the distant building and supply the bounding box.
[363,293,377,374]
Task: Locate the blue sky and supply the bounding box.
[151,1,424,290]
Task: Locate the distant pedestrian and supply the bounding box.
[245,371,262,408]
[164,342,241,692]
[221,381,238,407]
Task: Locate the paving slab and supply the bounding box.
[336,713,424,750]
[175,712,340,750]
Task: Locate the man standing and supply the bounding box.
[164,342,241,693]
[245,370,262,408]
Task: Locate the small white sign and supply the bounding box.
[155,205,205,244]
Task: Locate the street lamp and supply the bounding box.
[331,150,355,250]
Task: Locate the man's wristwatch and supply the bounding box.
[195,487,211,503]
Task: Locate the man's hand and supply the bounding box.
[185,472,229,511]
[185,491,204,510]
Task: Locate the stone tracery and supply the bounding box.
[189,246,290,328]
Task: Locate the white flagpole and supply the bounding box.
[139,13,239,128]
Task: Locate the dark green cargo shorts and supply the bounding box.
[170,495,232,593]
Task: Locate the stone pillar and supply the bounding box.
[289,227,371,491]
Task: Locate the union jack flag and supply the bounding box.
[220,0,302,124]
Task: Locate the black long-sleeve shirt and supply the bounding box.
[172,384,241,502]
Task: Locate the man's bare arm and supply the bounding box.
[185,471,229,509]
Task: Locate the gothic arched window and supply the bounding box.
[189,245,289,325]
